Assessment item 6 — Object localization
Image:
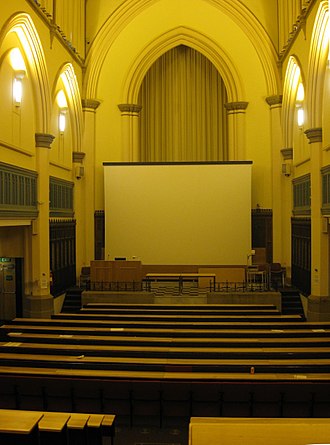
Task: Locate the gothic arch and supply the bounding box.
[84,0,280,99]
[54,63,84,152]
[306,0,329,128]
[0,12,51,132]
[123,27,243,104]
[282,55,305,148]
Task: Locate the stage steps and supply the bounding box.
[280,288,305,318]
[61,286,83,313]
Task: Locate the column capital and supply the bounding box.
[305,127,322,144]
[224,101,249,112]
[266,95,283,107]
[35,133,55,148]
[72,151,85,163]
[82,99,101,110]
[118,103,142,114]
[281,147,293,160]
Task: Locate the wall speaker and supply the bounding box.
[75,165,84,179]
[281,163,291,176]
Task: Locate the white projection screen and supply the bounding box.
[104,162,252,265]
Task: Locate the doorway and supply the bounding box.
[0,257,23,320]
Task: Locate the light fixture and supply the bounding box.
[56,90,68,134]
[297,107,304,127]
[296,82,305,102]
[13,76,23,106]
[59,111,66,133]
[9,48,26,107]
[296,82,305,127]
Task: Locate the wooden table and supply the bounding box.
[38,412,70,445]
[145,273,216,293]
[0,409,43,445]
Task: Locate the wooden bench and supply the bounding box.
[1,347,330,375]
[83,302,278,311]
[5,330,330,348]
[3,320,330,340]
[1,374,330,425]
[52,312,302,323]
[189,416,330,445]
[80,307,281,316]
[3,339,330,361]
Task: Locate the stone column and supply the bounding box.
[118,104,142,161]
[279,147,293,275]
[82,99,100,263]
[305,127,330,320]
[266,95,284,263]
[72,150,86,278]
[26,133,55,318]
[224,101,249,160]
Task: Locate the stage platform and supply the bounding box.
[82,290,282,310]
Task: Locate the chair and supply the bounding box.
[79,266,90,289]
[246,264,268,291]
[270,263,285,289]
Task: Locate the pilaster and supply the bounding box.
[82,98,101,264]
[265,95,285,264]
[25,133,55,318]
[118,104,142,161]
[224,101,248,160]
[305,127,330,320]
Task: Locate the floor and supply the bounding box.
[113,424,189,445]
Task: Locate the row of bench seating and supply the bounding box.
[0,302,330,425]
[0,408,115,445]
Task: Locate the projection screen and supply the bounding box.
[103,162,252,265]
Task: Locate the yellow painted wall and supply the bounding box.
[92,0,276,209]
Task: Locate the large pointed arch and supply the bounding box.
[0,12,51,133]
[306,0,329,128]
[282,55,304,148]
[55,63,84,152]
[84,0,280,99]
[123,27,242,104]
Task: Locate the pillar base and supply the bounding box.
[24,294,54,318]
[307,294,330,321]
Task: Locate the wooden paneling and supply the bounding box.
[251,209,272,263]
[90,260,142,283]
[291,217,311,296]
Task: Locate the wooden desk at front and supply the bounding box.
[145,273,216,293]
[0,409,116,445]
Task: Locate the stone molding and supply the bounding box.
[72,151,85,163]
[35,133,55,148]
[266,95,283,106]
[281,148,293,160]
[82,99,101,110]
[305,127,322,144]
[224,101,249,112]
[118,104,142,114]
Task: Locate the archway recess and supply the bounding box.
[84,0,280,100]
[0,12,51,133]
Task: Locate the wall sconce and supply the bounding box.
[9,48,26,107]
[297,107,304,127]
[296,82,304,127]
[56,90,68,134]
[13,75,24,106]
[59,110,66,133]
